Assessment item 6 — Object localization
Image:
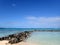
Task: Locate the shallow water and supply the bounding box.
[26,32,60,45]
[0,28,60,37]
[0,28,60,45]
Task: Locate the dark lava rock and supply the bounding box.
[0,31,33,44]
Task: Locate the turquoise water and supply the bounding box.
[26,32,60,45]
[0,28,60,37]
[0,28,60,45]
[0,28,33,37]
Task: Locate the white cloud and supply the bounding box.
[1,16,60,28]
[25,16,60,28]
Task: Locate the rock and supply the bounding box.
[0,31,33,44]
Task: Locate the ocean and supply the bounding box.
[0,28,60,45]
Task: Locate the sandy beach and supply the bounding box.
[0,40,37,45]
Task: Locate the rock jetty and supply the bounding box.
[0,31,33,44]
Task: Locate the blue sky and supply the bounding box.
[0,0,60,28]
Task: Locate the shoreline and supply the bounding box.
[0,40,37,45]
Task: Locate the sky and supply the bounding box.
[0,0,60,28]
